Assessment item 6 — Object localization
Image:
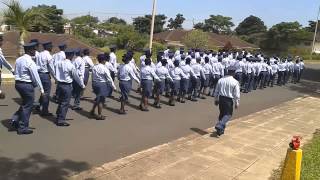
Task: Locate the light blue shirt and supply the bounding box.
[192,64,206,79]
[37,50,53,73]
[140,65,160,81]
[53,51,66,64]
[181,64,196,79]
[156,66,173,81]
[14,54,44,93]
[92,64,116,89]
[72,56,85,80]
[202,63,213,75]
[53,59,85,88]
[118,63,140,83]
[170,67,187,80]
[0,48,14,72]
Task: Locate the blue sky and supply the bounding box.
[2,0,319,29]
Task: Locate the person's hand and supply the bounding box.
[235,103,239,109]
[40,90,45,96]
[10,69,15,75]
[82,85,86,90]
[113,85,117,91]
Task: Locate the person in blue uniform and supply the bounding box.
[118,52,140,114]
[52,43,67,103]
[0,32,15,99]
[139,58,160,111]
[169,60,187,106]
[72,48,85,110]
[36,41,55,116]
[11,42,44,134]
[180,58,196,103]
[189,57,205,101]
[82,48,94,86]
[90,54,116,120]
[200,57,212,99]
[213,66,240,137]
[155,59,173,108]
[52,49,85,126]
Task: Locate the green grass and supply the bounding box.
[301,129,320,180]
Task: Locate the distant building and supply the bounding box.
[64,23,72,35]
[153,29,259,50]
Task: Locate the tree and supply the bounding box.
[182,30,208,49]
[193,15,234,34]
[133,14,167,34]
[3,0,46,55]
[28,5,65,33]
[71,15,99,27]
[167,13,185,29]
[305,20,320,32]
[105,17,127,25]
[235,15,267,35]
[114,25,148,50]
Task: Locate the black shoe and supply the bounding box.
[200,96,206,99]
[95,115,106,120]
[72,106,82,111]
[17,129,33,135]
[187,96,192,100]
[191,99,198,102]
[141,108,149,112]
[215,127,224,136]
[119,110,126,115]
[155,104,162,109]
[56,122,70,127]
[11,120,19,129]
[180,100,185,103]
[40,112,54,117]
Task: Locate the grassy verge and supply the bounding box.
[269,129,320,180]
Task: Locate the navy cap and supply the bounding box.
[74,48,81,56]
[23,42,37,51]
[42,41,52,48]
[97,53,107,61]
[29,39,39,45]
[58,43,66,48]
[110,45,116,50]
[82,48,90,55]
[65,49,75,57]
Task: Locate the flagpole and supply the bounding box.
[149,0,157,50]
[311,5,320,59]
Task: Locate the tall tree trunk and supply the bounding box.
[19,32,25,56]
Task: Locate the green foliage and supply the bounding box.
[133,14,167,34]
[28,5,65,33]
[167,14,185,29]
[194,15,234,34]
[305,20,320,32]
[301,130,320,179]
[152,42,166,54]
[261,21,313,52]
[113,25,148,50]
[182,30,208,49]
[235,15,267,35]
[71,15,99,27]
[90,37,110,48]
[105,17,127,25]
[73,26,96,39]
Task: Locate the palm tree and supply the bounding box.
[2,0,45,55]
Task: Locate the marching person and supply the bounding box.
[35,41,55,116]
[155,58,173,108]
[180,58,196,103]
[29,39,40,63]
[200,56,212,99]
[293,59,300,84]
[169,60,187,106]
[209,56,224,96]
[139,58,160,111]
[82,48,94,86]
[0,32,15,99]
[90,54,116,120]
[298,59,304,82]
[11,42,44,134]
[243,57,253,93]
[52,43,67,102]
[213,66,240,137]
[189,57,205,101]
[104,52,117,97]
[118,53,140,114]
[71,48,85,110]
[52,49,85,126]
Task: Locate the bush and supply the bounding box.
[114,25,148,51]
[152,42,166,54]
[182,30,208,49]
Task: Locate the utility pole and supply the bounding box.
[149,0,157,50]
[311,5,320,59]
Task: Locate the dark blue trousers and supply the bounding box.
[215,96,233,132]
[13,82,34,132]
[253,75,259,90]
[72,81,82,107]
[39,73,51,113]
[244,73,252,92]
[84,68,90,86]
[56,83,73,123]
[234,72,243,85]
[259,71,267,89]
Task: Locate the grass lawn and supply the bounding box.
[300,129,320,180]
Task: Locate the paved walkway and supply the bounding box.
[70,96,320,180]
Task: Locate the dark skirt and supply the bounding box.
[201,74,210,87]
[180,78,190,94]
[171,80,181,96]
[92,81,109,103]
[141,79,153,98]
[155,79,166,95]
[119,80,132,101]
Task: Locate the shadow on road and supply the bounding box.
[190,128,209,135]
[0,153,90,180]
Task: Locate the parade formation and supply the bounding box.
[0,34,305,136]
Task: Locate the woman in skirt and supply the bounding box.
[140,58,160,111]
[169,60,187,106]
[155,59,173,108]
[200,57,212,99]
[118,52,140,114]
[180,58,196,103]
[90,54,116,120]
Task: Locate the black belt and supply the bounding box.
[220,96,233,100]
[58,82,72,85]
[85,66,90,69]
[38,72,50,74]
[15,80,32,84]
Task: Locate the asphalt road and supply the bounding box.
[0,64,319,180]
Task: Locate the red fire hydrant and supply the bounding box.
[289,136,302,150]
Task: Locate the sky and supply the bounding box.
[1,0,319,29]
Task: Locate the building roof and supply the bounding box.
[153,29,259,49]
[1,31,103,57]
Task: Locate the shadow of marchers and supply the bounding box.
[0,153,90,180]
[288,80,320,97]
[301,67,320,82]
[190,128,209,135]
